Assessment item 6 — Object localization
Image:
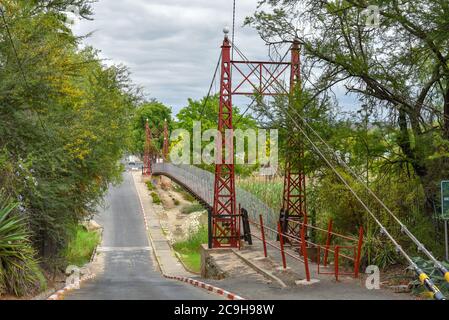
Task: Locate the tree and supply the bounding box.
[176,95,258,175]
[131,100,173,156]
[0,0,139,293]
[246,0,449,216]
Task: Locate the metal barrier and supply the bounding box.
[247,215,364,282]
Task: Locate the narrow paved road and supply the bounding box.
[65,172,217,300]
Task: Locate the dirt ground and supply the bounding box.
[151,176,208,245]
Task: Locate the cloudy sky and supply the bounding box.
[73,0,358,117]
[73,0,270,114]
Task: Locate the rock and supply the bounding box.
[82,220,102,232]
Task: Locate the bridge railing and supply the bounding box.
[152,163,278,239]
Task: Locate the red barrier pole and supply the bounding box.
[354,226,364,278]
[277,222,287,269]
[301,225,311,282]
[323,219,333,267]
[238,204,241,250]
[259,215,268,258]
[334,246,340,282]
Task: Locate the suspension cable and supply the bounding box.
[258,98,446,300]
[289,104,449,282]
[240,39,449,282]
[199,52,222,121]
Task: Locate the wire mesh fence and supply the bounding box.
[152,163,278,239]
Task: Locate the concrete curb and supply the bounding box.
[47,272,97,300]
[133,173,245,301]
[232,249,287,288]
[165,275,245,300]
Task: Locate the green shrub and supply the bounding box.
[65,224,101,267]
[146,181,155,191]
[173,199,180,206]
[151,192,162,205]
[0,201,45,297]
[410,257,449,298]
[181,203,205,214]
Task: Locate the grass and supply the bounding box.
[65,224,101,267]
[151,192,162,205]
[237,177,284,210]
[181,203,205,214]
[173,183,196,202]
[173,225,208,273]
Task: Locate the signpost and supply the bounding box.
[441,181,449,261]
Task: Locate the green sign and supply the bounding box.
[441,181,449,220]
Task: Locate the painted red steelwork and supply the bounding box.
[282,39,308,239]
[213,34,238,248]
[212,32,296,248]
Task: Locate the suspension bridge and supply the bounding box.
[142,29,449,301]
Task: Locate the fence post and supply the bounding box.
[277,222,287,269]
[354,226,364,278]
[260,215,268,258]
[238,204,241,250]
[301,224,311,282]
[324,219,333,267]
[334,246,340,282]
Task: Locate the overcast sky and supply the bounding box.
[73,0,358,117]
[73,0,269,114]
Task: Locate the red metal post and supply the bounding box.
[212,32,238,248]
[259,215,268,258]
[163,119,169,162]
[354,226,364,278]
[282,38,308,238]
[143,119,152,176]
[323,219,333,267]
[278,222,287,269]
[300,224,311,281]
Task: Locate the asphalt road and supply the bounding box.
[65,172,217,300]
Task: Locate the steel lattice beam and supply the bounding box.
[281,39,308,238]
[213,34,239,247]
[211,33,301,249]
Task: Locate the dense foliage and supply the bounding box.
[242,0,449,265]
[0,1,138,295]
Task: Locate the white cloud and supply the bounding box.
[73,0,267,114]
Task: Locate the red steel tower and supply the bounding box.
[143,119,152,176]
[281,39,308,236]
[211,30,295,248]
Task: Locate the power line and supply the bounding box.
[231,0,236,60]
